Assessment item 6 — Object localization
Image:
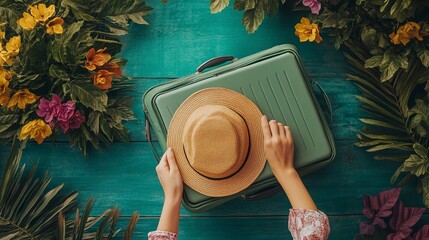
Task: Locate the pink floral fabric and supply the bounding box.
[148,230,178,240]
[288,209,330,240]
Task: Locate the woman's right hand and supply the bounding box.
[261,115,295,177]
[156,148,183,205]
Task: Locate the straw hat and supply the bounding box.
[167,88,266,197]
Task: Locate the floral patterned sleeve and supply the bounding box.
[288,208,330,240]
[148,230,178,240]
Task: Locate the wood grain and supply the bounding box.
[0,0,420,239]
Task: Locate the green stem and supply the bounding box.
[0,215,35,239]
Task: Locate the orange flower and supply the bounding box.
[294,17,323,43]
[0,77,10,107]
[46,17,64,35]
[85,48,111,71]
[104,62,122,77]
[29,3,55,24]
[19,119,52,144]
[93,70,114,90]
[390,22,423,45]
[17,12,37,30]
[7,89,38,110]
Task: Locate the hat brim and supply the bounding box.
[167,88,266,197]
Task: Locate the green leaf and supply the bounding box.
[262,0,279,17]
[417,47,429,68]
[379,48,409,82]
[359,118,406,132]
[364,55,382,68]
[66,83,107,112]
[408,99,429,138]
[234,0,256,10]
[421,175,429,207]
[49,65,70,81]
[210,0,230,13]
[242,6,264,34]
[414,143,429,159]
[366,143,413,152]
[108,5,152,26]
[88,111,102,135]
[403,152,429,177]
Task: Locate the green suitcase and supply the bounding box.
[142,44,335,212]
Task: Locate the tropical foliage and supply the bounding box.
[0,0,152,154]
[0,139,139,239]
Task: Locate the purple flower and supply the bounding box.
[36,95,61,123]
[69,111,85,130]
[302,0,321,14]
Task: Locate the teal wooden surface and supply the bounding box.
[0,0,426,239]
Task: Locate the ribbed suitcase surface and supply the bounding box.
[143,45,335,212]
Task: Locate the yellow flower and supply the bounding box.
[390,22,423,46]
[0,36,21,66]
[0,77,10,107]
[30,4,55,24]
[0,29,4,38]
[5,36,20,57]
[19,119,52,144]
[17,12,37,30]
[0,87,11,107]
[46,17,64,35]
[7,89,38,110]
[294,17,323,43]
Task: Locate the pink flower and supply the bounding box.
[58,120,69,133]
[56,100,75,122]
[303,0,321,14]
[36,95,61,123]
[69,111,85,130]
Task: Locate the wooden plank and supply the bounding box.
[99,215,429,240]
[0,140,423,216]
[120,2,346,79]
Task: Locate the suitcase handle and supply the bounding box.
[312,80,333,123]
[196,56,237,73]
[145,118,161,162]
[242,184,282,201]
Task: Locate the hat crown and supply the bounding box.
[183,105,249,179]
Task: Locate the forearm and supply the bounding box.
[157,199,181,233]
[276,169,317,210]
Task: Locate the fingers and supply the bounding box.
[269,120,279,137]
[166,148,179,171]
[261,115,271,139]
[278,122,285,138]
[285,126,292,143]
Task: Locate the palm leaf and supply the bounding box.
[0,139,78,239]
[1,139,140,239]
[345,39,429,206]
[57,198,139,240]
